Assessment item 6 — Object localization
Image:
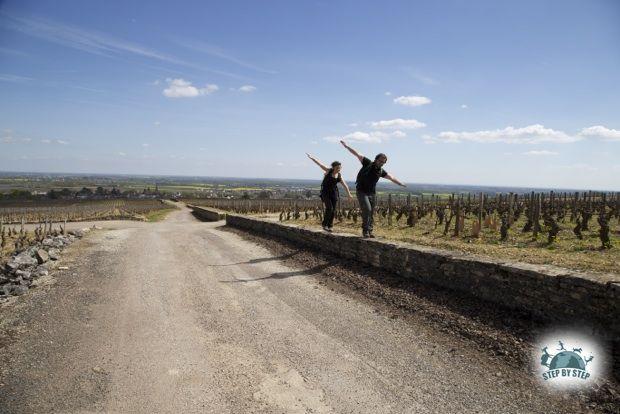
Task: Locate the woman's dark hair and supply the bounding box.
[331,161,341,168]
[374,153,387,161]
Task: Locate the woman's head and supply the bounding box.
[331,161,342,173]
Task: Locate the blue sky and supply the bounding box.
[1,0,619,190]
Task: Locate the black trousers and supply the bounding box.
[321,193,338,228]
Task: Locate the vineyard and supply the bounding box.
[0,199,174,263]
[187,192,620,274]
[0,199,171,224]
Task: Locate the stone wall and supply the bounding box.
[225,213,620,340]
[188,205,226,222]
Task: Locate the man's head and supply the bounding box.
[374,153,387,167]
[331,161,342,173]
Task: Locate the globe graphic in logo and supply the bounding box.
[549,351,586,370]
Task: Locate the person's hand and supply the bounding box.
[340,140,347,147]
[306,152,312,159]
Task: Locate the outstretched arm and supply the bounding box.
[384,173,407,187]
[340,140,364,163]
[306,153,329,172]
[339,178,353,198]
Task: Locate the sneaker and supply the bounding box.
[322,226,331,232]
[326,227,333,233]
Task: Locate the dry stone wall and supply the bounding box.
[188,205,226,222]
[224,213,620,340]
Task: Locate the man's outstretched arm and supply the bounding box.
[384,173,407,187]
[340,140,364,163]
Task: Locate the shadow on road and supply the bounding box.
[219,261,335,283]
[208,251,301,267]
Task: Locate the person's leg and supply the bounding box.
[323,197,334,229]
[368,193,377,235]
[322,200,329,227]
[356,191,371,235]
[327,195,338,228]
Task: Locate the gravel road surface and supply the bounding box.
[0,205,599,413]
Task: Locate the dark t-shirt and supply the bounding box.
[355,157,387,194]
[320,170,342,198]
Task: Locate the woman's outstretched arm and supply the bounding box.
[340,177,353,198]
[306,153,329,172]
[340,140,364,163]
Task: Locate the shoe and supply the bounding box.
[362,232,370,238]
[368,233,376,238]
[323,226,331,232]
[326,227,333,233]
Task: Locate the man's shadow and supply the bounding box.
[220,261,335,283]
[210,250,301,267]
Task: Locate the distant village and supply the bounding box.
[0,183,319,202]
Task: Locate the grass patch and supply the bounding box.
[144,208,177,222]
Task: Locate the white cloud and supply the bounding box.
[0,47,29,57]
[118,152,127,156]
[276,162,284,166]
[384,91,392,96]
[348,123,358,127]
[154,121,160,126]
[421,134,436,145]
[172,38,277,74]
[0,73,33,82]
[4,13,243,79]
[162,78,218,98]
[523,150,558,156]
[323,130,407,144]
[554,163,598,172]
[579,125,620,142]
[370,118,426,130]
[38,138,68,145]
[238,85,257,93]
[461,104,468,109]
[426,124,580,144]
[393,95,431,107]
[404,68,439,86]
[142,143,150,147]
[5,14,179,64]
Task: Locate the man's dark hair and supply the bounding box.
[331,161,341,168]
[374,153,387,161]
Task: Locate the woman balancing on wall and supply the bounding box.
[306,153,352,232]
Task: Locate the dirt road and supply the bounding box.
[0,205,594,413]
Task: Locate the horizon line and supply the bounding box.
[1,169,618,193]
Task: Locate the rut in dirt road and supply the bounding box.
[0,205,592,413]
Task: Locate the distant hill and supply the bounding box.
[0,171,613,195]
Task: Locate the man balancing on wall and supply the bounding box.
[340,140,407,238]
